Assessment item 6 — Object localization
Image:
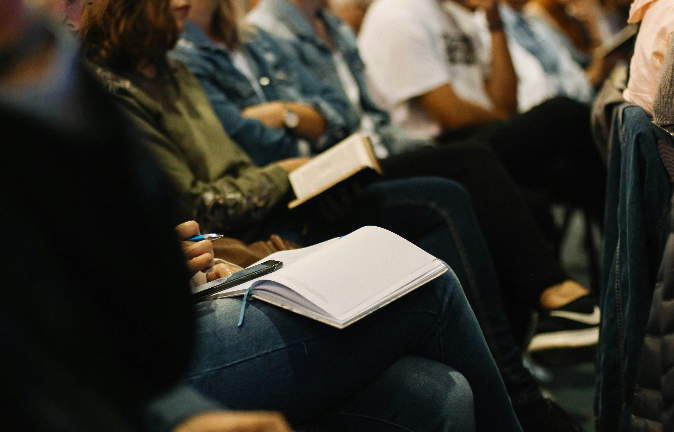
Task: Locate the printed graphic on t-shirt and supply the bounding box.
[442,32,476,65]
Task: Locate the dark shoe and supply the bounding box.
[529,296,599,366]
[514,398,585,432]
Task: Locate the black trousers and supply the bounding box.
[381,97,605,336]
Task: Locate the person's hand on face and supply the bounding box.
[175,221,216,276]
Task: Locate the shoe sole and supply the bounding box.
[528,328,598,366]
[529,344,597,367]
[528,327,599,351]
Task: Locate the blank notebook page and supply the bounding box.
[262,226,436,318]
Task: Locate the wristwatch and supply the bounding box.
[282,105,300,130]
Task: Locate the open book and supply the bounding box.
[192,226,447,328]
[288,133,382,209]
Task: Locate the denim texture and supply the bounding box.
[260,177,543,407]
[596,104,674,431]
[170,22,355,166]
[248,0,423,155]
[186,270,522,432]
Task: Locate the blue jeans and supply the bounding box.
[186,271,522,432]
[262,177,541,406]
[596,104,673,431]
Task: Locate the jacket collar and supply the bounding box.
[257,0,321,43]
[180,20,226,52]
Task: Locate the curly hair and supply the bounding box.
[80,0,179,71]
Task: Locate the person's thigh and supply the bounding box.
[185,271,521,432]
[477,97,606,209]
[303,356,475,432]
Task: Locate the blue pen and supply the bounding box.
[187,233,224,242]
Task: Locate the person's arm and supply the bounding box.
[418,83,507,130]
[254,31,358,152]
[189,69,302,166]
[145,385,293,432]
[112,93,291,234]
[358,9,507,132]
[173,411,293,432]
[478,0,518,116]
[241,101,326,140]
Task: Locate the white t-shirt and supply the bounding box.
[358,0,493,139]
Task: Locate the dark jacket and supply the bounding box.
[630,188,674,432]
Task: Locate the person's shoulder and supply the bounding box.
[89,63,134,95]
[362,0,433,33]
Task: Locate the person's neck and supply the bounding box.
[189,0,227,44]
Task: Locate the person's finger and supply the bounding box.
[207,262,243,282]
[183,240,215,274]
[183,240,213,260]
[175,220,200,240]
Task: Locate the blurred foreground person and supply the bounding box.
[0,1,197,430]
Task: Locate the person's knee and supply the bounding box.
[416,177,472,208]
[391,357,475,431]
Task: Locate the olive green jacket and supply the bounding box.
[94,61,290,236]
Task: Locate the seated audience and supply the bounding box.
[356,0,605,222]
[171,1,361,165]
[596,1,674,430]
[173,2,593,429]
[253,0,605,220]
[2,2,522,431]
[249,0,603,362]
[498,0,596,104]
[79,1,534,431]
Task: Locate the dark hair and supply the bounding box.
[80,0,179,71]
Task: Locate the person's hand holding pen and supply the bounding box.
[174,221,242,282]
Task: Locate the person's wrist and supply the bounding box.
[282,103,300,130]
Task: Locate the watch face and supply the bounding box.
[284,109,300,129]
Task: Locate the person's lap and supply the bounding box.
[260,176,541,405]
[185,271,521,432]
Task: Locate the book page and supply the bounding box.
[255,226,439,318]
[289,134,374,201]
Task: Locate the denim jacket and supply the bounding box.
[248,0,421,155]
[170,21,354,166]
[597,103,674,431]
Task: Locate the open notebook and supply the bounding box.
[192,226,447,328]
